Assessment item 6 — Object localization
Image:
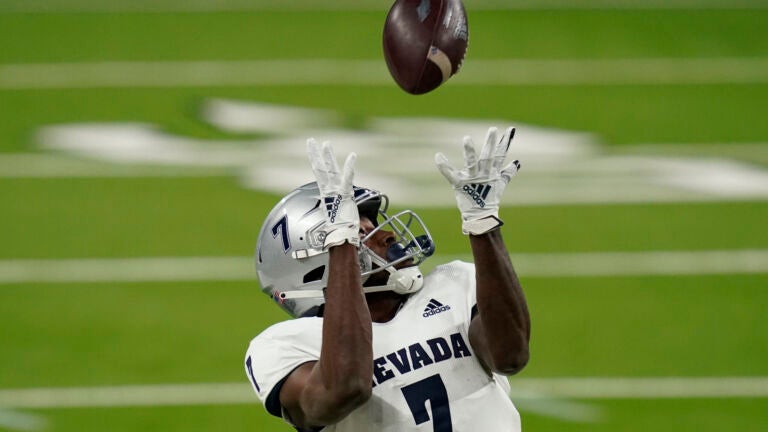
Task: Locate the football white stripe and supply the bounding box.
[2,58,768,89]
[0,250,766,284]
[427,47,453,83]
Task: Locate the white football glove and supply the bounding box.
[435,127,521,235]
[306,138,360,249]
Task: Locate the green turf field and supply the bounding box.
[1,1,767,431]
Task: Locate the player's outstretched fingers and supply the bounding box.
[492,127,516,171]
[500,160,522,184]
[340,153,357,191]
[462,136,478,177]
[435,152,460,185]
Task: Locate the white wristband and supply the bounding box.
[462,216,503,235]
[323,226,360,249]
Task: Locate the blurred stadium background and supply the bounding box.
[1,0,767,430]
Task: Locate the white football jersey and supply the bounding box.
[244,260,521,432]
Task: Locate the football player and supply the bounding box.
[245,127,529,431]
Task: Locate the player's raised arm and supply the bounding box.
[435,127,530,375]
[279,140,373,428]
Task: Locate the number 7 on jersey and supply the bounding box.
[401,374,453,432]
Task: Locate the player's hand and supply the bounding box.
[435,127,521,235]
[307,138,360,249]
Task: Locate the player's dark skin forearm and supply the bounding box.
[280,243,373,427]
[314,244,374,406]
[468,228,531,375]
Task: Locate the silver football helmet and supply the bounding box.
[256,182,435,318]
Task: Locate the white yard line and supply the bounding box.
[1,377,766,409]
[0,257,254,284]
[505,249,768,277]
[1,250,767,284]
[2,58,768,89]
[0,409,45,431]
[513,377,768,399]
[0,384,251,409]
[0,154,231,178]
[1,0,767,13]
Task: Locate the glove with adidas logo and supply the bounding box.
[435,127,521,235]
[307,138,360,249]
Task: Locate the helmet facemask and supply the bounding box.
[358,208,435,295]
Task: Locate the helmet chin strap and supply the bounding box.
[279,266,424,300]
[279,247,425,300]
[362,266,424,295]
[361,250,424,295]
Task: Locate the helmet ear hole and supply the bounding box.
[302,265,326,283]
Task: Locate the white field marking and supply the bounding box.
[0,153,231,178]
[3,58,768,89]
[512,377,768,399]
[0,409,46,431]
[1,250,767,284]
[0,257,255,284]
[505,249,768,277]
[27,103,768,206]
[508,389,605,423]
[1,377,767,409]
[1,0,768,12]
[8,151,768,204]
[0,383,252,409]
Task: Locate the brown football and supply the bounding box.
[383,0,469,95]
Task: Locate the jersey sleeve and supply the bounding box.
[243,318,323,417]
